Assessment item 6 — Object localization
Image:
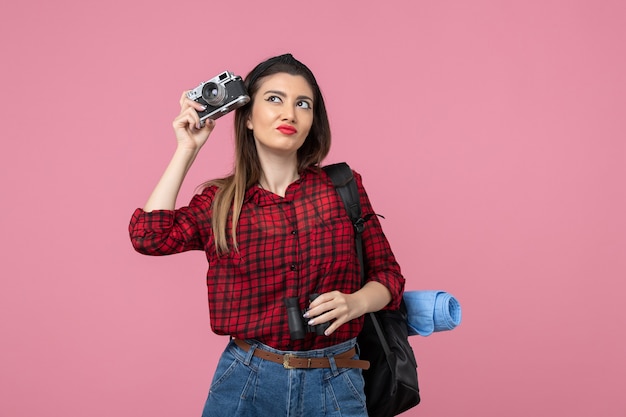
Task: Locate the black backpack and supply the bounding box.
[324,163,420,417]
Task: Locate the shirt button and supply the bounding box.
[290,264,297,271]
[291,230,297,235]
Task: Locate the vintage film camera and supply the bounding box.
[285,294,330,340]
[187,71,250,125]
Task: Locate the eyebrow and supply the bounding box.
[263,90,314,103]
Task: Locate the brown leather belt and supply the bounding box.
[234,339,370,370]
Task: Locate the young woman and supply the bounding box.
[129,53,405,417]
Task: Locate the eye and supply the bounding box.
[297,100,312,109]
[266,95,282,103]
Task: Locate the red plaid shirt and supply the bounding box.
[129,167,405,350]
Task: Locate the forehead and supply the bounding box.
[256,73,314,98]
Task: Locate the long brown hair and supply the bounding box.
[205,54,331,254]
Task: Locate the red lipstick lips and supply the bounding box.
[277,125,297,135]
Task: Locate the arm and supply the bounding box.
[143,92,215,212]
[129,93,217,255]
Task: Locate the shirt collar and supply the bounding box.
[244,167,320,207]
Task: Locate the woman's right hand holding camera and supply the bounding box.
[142,92,216,212]
[173,92,216,152]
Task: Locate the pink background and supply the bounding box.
[1,1,625,416]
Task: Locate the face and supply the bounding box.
[246,73,314,158]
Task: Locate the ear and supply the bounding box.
[246,118,253,130]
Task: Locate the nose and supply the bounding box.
[281,104,296,123]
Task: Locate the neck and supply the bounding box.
[258,163,300,197]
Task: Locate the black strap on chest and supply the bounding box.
[322,163,367,284]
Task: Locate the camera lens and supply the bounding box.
[202,82,227,106]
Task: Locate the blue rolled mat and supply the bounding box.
[403,290,462,336]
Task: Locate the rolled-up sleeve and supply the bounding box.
[128,188,214,256]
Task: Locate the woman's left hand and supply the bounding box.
[305,291,366,336]
[305,281,392,336]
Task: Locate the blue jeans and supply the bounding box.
[201,338,368,417]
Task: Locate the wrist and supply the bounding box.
[174,144,201,168]
[360,281,392,313]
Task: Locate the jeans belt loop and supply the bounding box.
[243,341,257,366]
[328,354,339,376]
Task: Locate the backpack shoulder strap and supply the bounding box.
[323,163,366,284]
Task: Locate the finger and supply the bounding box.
[179,91,188,107]
[307,309,336,326]
[183,106,202,125]
[318,315,348,337]
[179,92,208,112]
[189,100,208,112]
[173,111,200,132]
[202,118,216,131]
[173,109,198,127]
[305,301,333,320]
[308,291,336,309]
[322,321,340,336]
